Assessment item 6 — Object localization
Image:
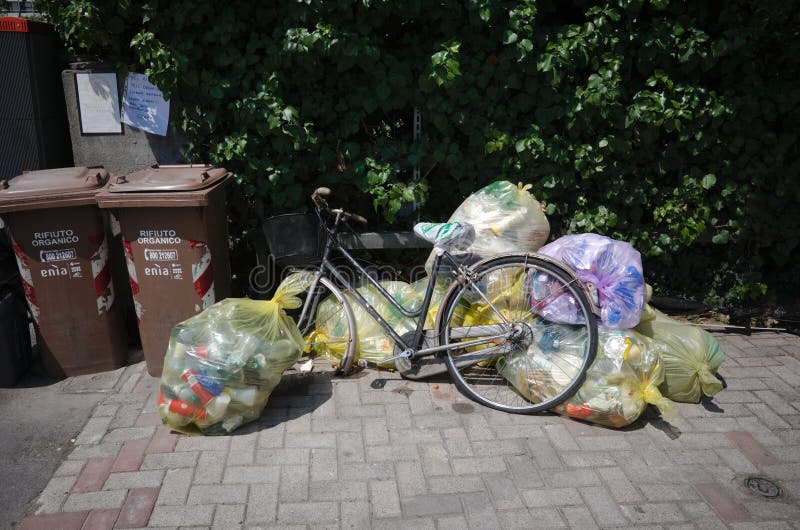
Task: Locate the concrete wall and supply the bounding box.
[61,69,186,175]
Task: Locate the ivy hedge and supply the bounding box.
[38,0,799,305]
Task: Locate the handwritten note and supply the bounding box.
[75,72,122,134]
[121,73,170,136]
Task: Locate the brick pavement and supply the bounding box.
[18,331,800,529]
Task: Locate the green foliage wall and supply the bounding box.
[39,0,800,304]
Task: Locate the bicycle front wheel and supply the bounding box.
[297,276,358,375]
[436,253,598,414]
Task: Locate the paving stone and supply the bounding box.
[115,486,159,528]
[401,494,463,517]
[506,454,545,490]
[545,468,601,488]
[340,462,395,481]
[579,485,628,527]
[370,479,402,518]
[212,503,245,528]
[461,491,501,528]
[187,484,249,505]
[639,484,702,502]
[620,502,689,524]
[35,475,78,514]
[103,469,164,490]
[227,432,258,466]
[526,507,568,528]
[309,480,367,501]
[285,432,336,448]
[54,460,85,477]
[559,505,599,529]
[193,451,227,484]
[522,488,582,508]
[246,483,278,524]
[526,438,564,470]
[81,508,119,530]
[427,475,485,495]
[695,483,755,523]
[340,499,370,528]
[279,464,309,502]
[174,436,230,452]
[18,511,88,530]
[725,431,780,467]
[435,514,469,530]
[483,474,524,510]
[72,457,115,493]
[112,439,151,472]
[310,448,338,482]
[145,427,178,454]
[451,456,506,475]
[746,403,792,429]
[140,451,199,470]
[278,501,339,524]
[395,460,427,497]
[366,444,419,463]
[156,468,193,506]
[222,465,280,485]
[257,424,286,448]
[419,443,452,476]
[62,490,128,512]
[255,447,310,466]
[75,417,113,445]
[148,505,215,527]
[596,466,643,503]
[364,417,390,446]
[338,431,365,463]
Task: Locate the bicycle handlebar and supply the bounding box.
[311,187,367,226]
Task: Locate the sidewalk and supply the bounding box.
[17,331,800,529]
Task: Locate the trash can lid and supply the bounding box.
[97,164,231,208]
[107,164,229,193]
[0,166,110,213]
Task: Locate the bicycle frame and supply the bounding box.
[296,209,511,359]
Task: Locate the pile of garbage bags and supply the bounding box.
[424,181,725,428]
[157,272,312,435]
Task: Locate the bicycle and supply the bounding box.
[275,187,600,414]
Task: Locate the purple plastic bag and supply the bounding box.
[531,234,646,329]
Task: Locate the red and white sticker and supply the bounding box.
[190,240,215,312]
[89,233,115,316]
[11,240,39,324]
[122,239,144,321]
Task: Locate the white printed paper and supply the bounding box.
[75,72,122,134]
[121,73,170,136]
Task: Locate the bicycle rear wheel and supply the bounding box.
[437,253,598,414]
[297,276,358,375]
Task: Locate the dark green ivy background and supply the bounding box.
[37,0,800,305]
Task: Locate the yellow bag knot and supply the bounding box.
[639,382,676,419]
[697,366,724,397]
[517,182,533,194]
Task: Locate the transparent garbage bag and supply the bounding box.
[534,233,646,329]
[498,325,675,427]
[310,280,423,367]
[635,309,725,403]
[157,272,313,435]
[425,181,549,271]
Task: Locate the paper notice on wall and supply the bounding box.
[75,72,122,134]
[121,73,170,136]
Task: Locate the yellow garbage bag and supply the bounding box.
[425,181,549,272]
[635,309,724,403]
[158,272,313,435]
[498,325,675,428]
[311,281,423,367]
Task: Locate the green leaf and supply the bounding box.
[701,174,717,189]
[712,230,731,245]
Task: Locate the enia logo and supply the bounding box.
[144,265,170,276]
[41,264,68,277]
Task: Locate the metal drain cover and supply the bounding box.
[745,477,781,498]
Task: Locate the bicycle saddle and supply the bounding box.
[413,221,476,253]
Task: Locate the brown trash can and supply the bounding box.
[97,164,232,377]
[0,166,127,376]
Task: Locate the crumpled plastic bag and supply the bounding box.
[426,181,549,271]
[534,233,646,329]
[635,309,725,403]
[157,272,313,435]
[309,280,423,367]
[640,284,657,323]
[498,325,674,427]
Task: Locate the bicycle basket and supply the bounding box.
[263,213,324,265]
